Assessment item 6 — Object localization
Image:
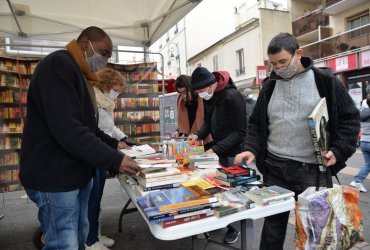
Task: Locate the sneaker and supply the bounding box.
[196,232,210,239]
[223,227,240,244]
[85,242,110,250]
[350,180,367,193]
[98,235,115,247]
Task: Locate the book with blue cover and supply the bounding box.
[149,185,218,212]
[136,195,218,223]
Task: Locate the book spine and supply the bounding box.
[148,208,211,223]
[161,213,212,228]
[230,176,260,187]
[148,203,216,220]
[308,122,324,166]
[143,183,180,191]
[158,198,217,212]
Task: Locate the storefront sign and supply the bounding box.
[256,66,268,85]
[314,61,326,68]
[328,53,357,72]
[360,50,370,68]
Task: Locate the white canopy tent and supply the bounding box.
[0,0,201,47]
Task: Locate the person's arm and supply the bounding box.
[211,92,246,154]
[329,78,360,163]
[360,108,370,122]
[38,56,123,171]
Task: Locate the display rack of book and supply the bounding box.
[109,62,160,144]
[0,56,39,193]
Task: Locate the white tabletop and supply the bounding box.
[118,175,295,241]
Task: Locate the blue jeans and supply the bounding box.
[25,180,93,250]
[355,141,370,183]
[86,169,107,246]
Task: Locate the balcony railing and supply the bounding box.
[292,11,329,37]
[301,23,370,60]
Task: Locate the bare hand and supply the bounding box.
[187,133,198,142]
[117,141,131,149]
[234,151,255,165]
[324,150,336,167]
[204,148,214,154]
[118,156,141,176]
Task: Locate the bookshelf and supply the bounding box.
[0,56,39,193]
[109,63,160,144]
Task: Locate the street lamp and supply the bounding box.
[168,42,181,75]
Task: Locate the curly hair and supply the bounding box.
[96,68,126,92]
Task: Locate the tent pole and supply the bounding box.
[6,0,26,37]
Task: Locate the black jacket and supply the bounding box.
[20,50,124,192]
[197,80,246,157]
[243,57,360,175]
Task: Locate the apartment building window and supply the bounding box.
[236,49,245,76]
[174,24,178,34]
[213,55,219,71]
[347,11,369,39]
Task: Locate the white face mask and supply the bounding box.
[85,41,108,72]
[198,86,214,100]
[274,55,298,79]
[106,89,120,100]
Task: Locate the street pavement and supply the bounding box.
[0,148,369,250]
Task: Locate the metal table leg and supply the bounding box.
[118,198,138,232]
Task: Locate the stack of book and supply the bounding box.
[134,166,185,196]
[243,185,295,206]
[188,153,220,168]
[138,185,219,228]
[213,165,261,187]
[213,186,256,217]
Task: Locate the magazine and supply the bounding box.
[308,97,329,171]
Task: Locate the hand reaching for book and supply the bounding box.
[117,141,131,150]
[188,133,198,142]
[234,151,255,165]
[118,155,141,176]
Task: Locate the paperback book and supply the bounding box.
[120,144,156,158]
[136,195,218,223]
[149,185,218,212]
[308,97,329,171]
[214,175,261,187]
[161,212,214,228]
[243,185,294,206]
[216,165,255,179]
[214,188,256,217]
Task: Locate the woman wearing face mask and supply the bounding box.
[175,75,213,149]
[188,67,246,244]
[86,68,130,250]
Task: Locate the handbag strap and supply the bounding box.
[315,166,340,191]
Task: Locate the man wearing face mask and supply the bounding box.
[188,67,246,244]
[234,32,360,250]
[20,26,141,250]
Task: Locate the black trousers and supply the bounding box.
[259,157,332,250]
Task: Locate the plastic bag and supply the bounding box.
[295,184,363,250]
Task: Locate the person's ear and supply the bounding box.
[296,48,304,59]
[80,36,89,51]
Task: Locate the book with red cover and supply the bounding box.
[216,165,254,179]
[161,211,214,228]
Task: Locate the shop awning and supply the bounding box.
[0,0,201,47]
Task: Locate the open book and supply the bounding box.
[120,144,156,158]
[308,97,329,171]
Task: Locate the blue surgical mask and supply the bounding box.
[85,41,108,72]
